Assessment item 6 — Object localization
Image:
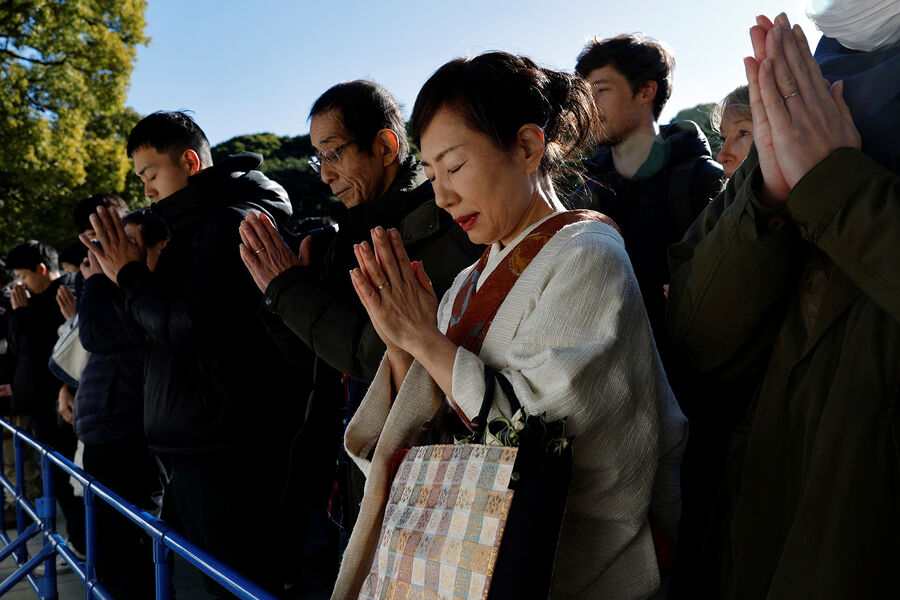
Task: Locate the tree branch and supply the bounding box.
[0,48,65,66]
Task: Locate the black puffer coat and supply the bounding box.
[116,153,299,454]
[73,274,145,445]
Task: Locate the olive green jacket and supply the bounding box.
[667,146,900,598]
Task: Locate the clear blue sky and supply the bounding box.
[126,0,821,145]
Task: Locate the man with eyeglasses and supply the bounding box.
[238,79,481,592]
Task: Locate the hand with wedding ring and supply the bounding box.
[350,226,440,357]
[744,12,861,204]
[239,211,309,293]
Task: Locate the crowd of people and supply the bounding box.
[0,3,897,599]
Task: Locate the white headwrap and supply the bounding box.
[807,0,900,52]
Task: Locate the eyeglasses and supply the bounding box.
[308,140,356,174]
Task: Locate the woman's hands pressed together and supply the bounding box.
[350,226,460,396]
[745,13,861,204]
[350,226,439,356]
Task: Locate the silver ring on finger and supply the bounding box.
[255,247,266,255]
[377,281,390,291]
[782,91,800,100]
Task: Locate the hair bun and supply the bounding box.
[411,51,598,175]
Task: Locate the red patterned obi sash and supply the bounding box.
[443,209,618,423]
[446,209,617,354]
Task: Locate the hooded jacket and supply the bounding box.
[573,121,724,347]
[116,153,297,454]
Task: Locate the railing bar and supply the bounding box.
[1,416,281,600]
[0,543,54,595]
[0,522,40,562]
[160,531,278,600]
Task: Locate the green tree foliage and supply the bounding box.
[212,132,340,218]
[0,0,148,253]
[670,102,722,157]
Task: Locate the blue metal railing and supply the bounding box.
[0,417,278,599]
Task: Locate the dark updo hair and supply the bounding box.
[410,51,598,177]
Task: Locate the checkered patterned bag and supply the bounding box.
[359,368,572,600]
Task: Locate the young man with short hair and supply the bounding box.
[5,240,85,555]
[574,34,724,346]
[85,111,299,596]
[573,36,729,589]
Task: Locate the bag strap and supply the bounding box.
[470,366,523,444]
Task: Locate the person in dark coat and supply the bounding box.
[238,81,482,591]
[666,10,900,598]
[83,111,302,597]
[70,195,161,599]
[571,33,725,351]
[5,240,85,554]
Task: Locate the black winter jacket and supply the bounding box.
[7,274,77,416]
[572,121,724,347]
[73,274,146,445]
[116,153,299,454]
[264,156,482,382]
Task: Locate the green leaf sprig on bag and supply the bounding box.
[457,407,575,458]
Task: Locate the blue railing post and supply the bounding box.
[83,485,97,589]
[13,434,27,564]
[153,537,173,600]
[37,452,58,600]
[0,418,281,600]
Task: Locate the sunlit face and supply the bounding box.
[585,65,644,145]
[133,146,193,202]
[12,268,50,295]
[421,107,542,247]
[309,109,391,209]
[716,108,754,178]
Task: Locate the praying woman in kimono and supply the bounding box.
[334,51,687,600]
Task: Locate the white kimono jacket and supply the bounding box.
[335,215,687,599]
